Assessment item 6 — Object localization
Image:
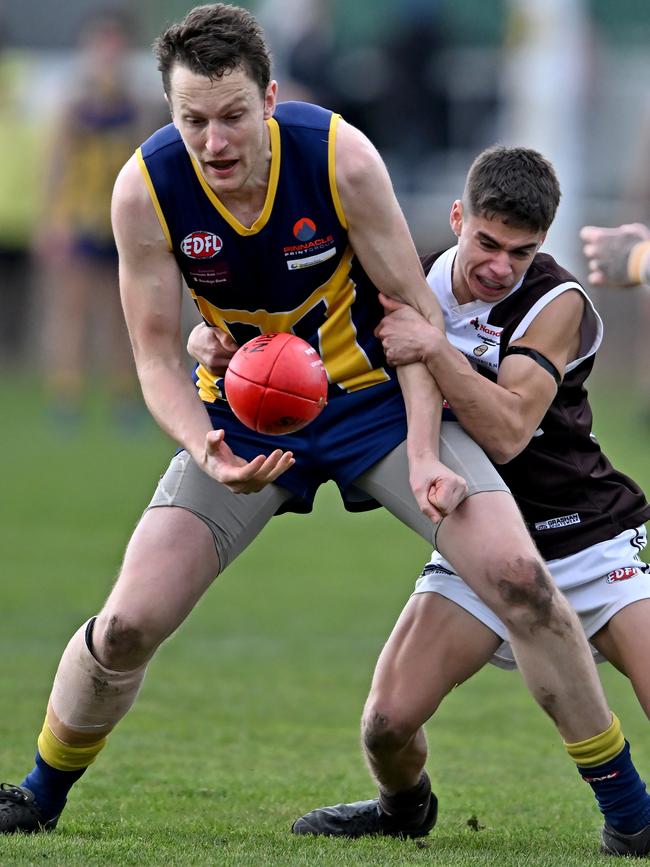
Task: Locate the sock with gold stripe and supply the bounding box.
[566,715,650,834]
[21,752,85,823]
[19,717,107,823]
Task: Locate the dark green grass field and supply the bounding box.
[1,377,649,866]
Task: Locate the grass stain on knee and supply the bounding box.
[103,614,147,665]
[496,560,556,632]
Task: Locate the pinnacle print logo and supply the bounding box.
[293,217,317,242]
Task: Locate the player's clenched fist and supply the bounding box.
[409,453,468,523]
[580,223,650,288]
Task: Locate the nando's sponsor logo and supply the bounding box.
[469,316,501,343]
[181,231,223,259]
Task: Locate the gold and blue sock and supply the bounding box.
[565,714,650,834]
[21,720,106,822]
[22,753,86,822]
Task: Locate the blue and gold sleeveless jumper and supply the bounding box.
[138,101,407,512]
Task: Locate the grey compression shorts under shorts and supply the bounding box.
[147,421,509,572]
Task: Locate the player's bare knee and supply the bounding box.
[94,613,154,669]
[490,556,565,635]
[362,705,416,755]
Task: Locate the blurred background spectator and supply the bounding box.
[31,9,165,431]
[1,0,649,421]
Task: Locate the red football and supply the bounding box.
[224,333,328,435]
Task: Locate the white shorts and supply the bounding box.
[413,526,650,670]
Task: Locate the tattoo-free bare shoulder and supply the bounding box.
[334,119,384,195]
[111,153,167,250]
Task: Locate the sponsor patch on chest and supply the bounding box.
[451,316,504,372]
[469,317,503,342]
[283,217,336,269]
[181,231,223,259]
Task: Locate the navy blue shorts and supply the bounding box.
[203,379,407,514]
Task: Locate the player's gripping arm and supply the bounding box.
[377,290,584,464]
[334,120,467,518]
[186,325,238,375]
[111,155,294,493]
[580,223,650,289]
[334,120,445,327]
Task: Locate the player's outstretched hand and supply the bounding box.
[202,429,295,494]
[187,323,238,375]
[375,293,434,367]
[409,454,468,523]
[580,223,650,287]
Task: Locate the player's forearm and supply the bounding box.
[407,287,445,332]
[136,357,213,459]
[382,274,445,332]
[361,252,444,331]
[397,363,442,462]
[424,341,527,463]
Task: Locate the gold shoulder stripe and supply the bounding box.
[136,148,173,251]
[328,113,348,230]
[190,117,281,236]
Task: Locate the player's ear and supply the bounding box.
[450,200,463,237]
[164,91,174,121]
[264,81,278,120]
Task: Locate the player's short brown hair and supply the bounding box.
[154,3,272,98]
[463,145,561,233]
